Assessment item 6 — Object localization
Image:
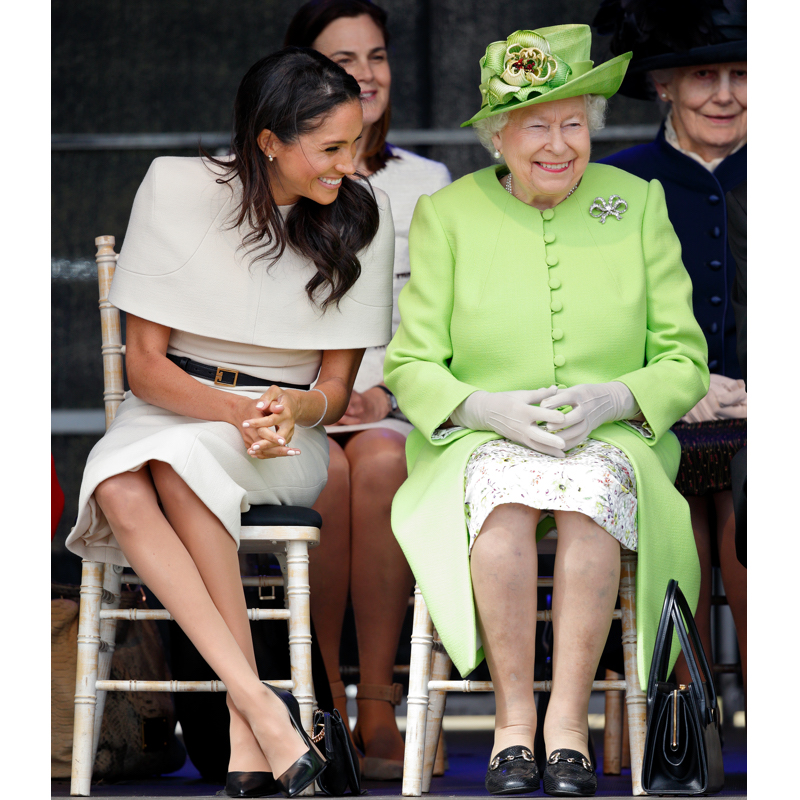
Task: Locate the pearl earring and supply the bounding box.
[661,93,667,100]
[268,154,274,162]
[494,149,501,159]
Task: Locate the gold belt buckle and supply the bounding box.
[215,367,239,387]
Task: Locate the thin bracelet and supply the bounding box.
[297,388,328,428]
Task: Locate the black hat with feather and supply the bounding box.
[592,0,746,100]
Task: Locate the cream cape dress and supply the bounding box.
[66,156,394,567]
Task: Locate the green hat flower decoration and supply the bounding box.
[462,24,632,127]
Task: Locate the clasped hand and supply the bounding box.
[450,387,569,458]
[539,381,639,451]
[239,386,301,459]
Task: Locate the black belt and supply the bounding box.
[167,354,311,390]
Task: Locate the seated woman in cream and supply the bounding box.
[66,48,393,799]
[385,25,708,798]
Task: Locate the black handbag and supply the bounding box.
[642,580,724,795]
[312,709,364,796]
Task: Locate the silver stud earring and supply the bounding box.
[267,154,274,162]
[661,93,667,100]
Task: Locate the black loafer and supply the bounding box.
[542,749,596,797]
[225,771,278,797]
[484,745,540,795]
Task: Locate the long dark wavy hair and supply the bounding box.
[284,0,398,174]
[204,48,380,310]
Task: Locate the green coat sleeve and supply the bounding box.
[384,195,478,443]
[616,179,710,443]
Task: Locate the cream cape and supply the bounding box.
[109,157,395,350]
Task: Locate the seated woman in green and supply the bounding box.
[384,24,708,798]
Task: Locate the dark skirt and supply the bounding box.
[671,419,747,496]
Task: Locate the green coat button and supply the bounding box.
[549,277,561,289]
[546,255,559,266]
[542,209,555,220]
[552,328,563,340]
[554,354,566,367]
[550,299,563,312]
[544,233,555,243]
[557,383,566,389]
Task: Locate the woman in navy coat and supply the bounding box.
[594,0,747,695]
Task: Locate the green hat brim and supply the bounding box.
[461,51,632,127]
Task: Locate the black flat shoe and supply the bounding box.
[225,771,278,797]
[484,745,540,795]
[542,749,596,797]
[264,683,327,798]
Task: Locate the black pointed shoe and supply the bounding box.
[484,745,540,795]
[542,749,596,797]
[263,683,327,798]
[225,771,278,797]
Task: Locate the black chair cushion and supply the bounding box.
[240,504,322,528]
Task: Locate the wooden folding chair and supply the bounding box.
[70,236,320,796]
[401,531,648,796]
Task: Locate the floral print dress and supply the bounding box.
[463,438,638,553]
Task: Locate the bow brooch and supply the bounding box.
[589,195,628,224]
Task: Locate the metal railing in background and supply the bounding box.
[51,124,659,151]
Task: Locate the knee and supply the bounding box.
[94,472,152,529]
[348,433,407,493]
[326,439,351,492]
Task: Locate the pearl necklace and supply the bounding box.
[505,172,580,204]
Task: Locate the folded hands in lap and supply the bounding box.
[240,386,302,460]
[680,373,747,424]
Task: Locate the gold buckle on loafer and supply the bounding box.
[215,367,239,386]
[490,748,534,770]
[547,750,592,772]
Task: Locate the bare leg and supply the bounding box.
[309,437,352,724]
[675,495,713,686]
[715,490,747,698]
[470,504,540,759]
[94,467,308,777]
[544,511,620,757]
[347,429,412,761]
[148,460,267,773]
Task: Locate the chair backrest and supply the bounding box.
[95,236,124,430]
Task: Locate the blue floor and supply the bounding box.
[51,725,746,798]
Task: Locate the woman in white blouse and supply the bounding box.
[285,0,451,780]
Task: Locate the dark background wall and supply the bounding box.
[51,0,662,581]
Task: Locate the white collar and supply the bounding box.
[664,111,746,173]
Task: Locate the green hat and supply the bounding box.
[461,24,632,127]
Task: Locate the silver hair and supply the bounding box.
[473,94,608,163]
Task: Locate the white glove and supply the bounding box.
[540,382,639,451]
[450,387,568,458]
[681,373,747,423]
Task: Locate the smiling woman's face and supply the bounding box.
[260,99,363,206]
[491,96,591,209]
[655,62,747,161]
[312,14,391,129]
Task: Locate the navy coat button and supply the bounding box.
[709,360,719,369]
[710,296,722,306]
[711,226,721,238]
[708,260,722,270]
[708,194,720,204]
[710,322,719,334]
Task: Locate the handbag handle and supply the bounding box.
[647,580,718,723]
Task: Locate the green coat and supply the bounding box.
[384,163,710,686]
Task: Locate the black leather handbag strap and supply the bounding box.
[647,580,718,723]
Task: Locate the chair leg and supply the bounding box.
[620,551,647,796]
[402,585,435,796]
[90,564,123,767]
[603,669,623,775]
[70,560,104,797]
[283,542,315,734]
[421,633,452,791]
